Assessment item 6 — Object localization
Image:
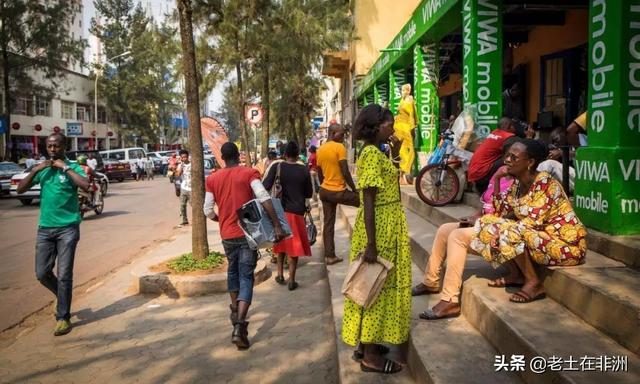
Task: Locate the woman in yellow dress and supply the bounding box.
[394,83,418,184]
[342,104,411,374]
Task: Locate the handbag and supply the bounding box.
[271,162,283,199]
[304,208,317,246]
[341,253,394,309]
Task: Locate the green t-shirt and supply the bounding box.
[33,160,86,228]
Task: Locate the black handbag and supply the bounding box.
[305,208,317,246]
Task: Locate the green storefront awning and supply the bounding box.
[356,0,461,99]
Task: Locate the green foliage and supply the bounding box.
[193,0,353,156]
[91,0,183,146]
[0,0,87,157]
[167,251,225,273]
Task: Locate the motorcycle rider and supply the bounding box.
[77,155,97,207]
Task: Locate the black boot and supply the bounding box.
[231,321,250,350]
[229,304,238,325]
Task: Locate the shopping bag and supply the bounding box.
[237,198,292,250]
[341,253,394,309]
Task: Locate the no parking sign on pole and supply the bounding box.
[245,104,264,125]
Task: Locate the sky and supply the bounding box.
[83,0,224,113]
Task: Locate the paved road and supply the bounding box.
[0,177,182,331]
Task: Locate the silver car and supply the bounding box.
[0,162,23,196]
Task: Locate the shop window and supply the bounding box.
[35,98,51,116]
[61,101,74,119]
[97,107,107,124]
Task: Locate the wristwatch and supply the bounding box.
[62,165,70,173]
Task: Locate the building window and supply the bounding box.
[13,96,34,116]
[97,107,107,124]
[61,101,74,119]
[76,104,93,122]
[35,98,51,116]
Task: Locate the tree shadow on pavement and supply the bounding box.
[73,293,159,328]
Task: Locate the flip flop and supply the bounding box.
[487,277,524,288]
[288,281,299,291]
[419,308,461,321]
[325,257,343,265]
[275,276,286,285]
[360,359,402,374]
[352,345,390,362]
[509,290,546,304]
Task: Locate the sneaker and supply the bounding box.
[53,319,72,336]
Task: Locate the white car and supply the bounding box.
[10,164,41,206]
[0,162,23,196]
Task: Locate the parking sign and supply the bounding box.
[245,104,264,125]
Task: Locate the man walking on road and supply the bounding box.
[17,133,89,336]
[204,142,285,350]
[175,149,192,226]
[317,124,359,265]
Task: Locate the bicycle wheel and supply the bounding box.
[415,164,460,206]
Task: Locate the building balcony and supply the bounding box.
[321,50,350,78]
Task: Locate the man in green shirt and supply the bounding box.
[17,133,89,336]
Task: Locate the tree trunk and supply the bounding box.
[235,35,252,167]
[261,56,270,158]
[298,111,306,150]
[177,0,209,260]
[1,2,12,160]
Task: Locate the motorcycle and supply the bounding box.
[94,171,109,196]
[78,179,104,218]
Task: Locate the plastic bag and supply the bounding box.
[237,198,292,250]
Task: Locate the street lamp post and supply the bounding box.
[94,51,131,150]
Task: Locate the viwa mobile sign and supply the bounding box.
[462,0,503,137]
[413,43,439,153]
[574,0,640,235]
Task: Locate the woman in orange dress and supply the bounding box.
[470,139,587,303]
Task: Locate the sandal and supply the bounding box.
[352,345,390,362]
[487,277,524,288]
[360,359,402,374]
[275,275,286,285]
[288,281,299,291]
[325,256,343,265]
[419,308,460,321]
[509,290,546,304]
[411,283,440,296]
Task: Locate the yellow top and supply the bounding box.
[574,112,588,130]
[317,140,348,192]
[394,97,417,130]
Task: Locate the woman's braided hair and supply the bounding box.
[353,103,394,142]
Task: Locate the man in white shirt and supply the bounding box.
[175,149,192,226]
[25,154,37,169]
[87,154,98,170]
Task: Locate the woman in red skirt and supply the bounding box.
[263,141,313,290]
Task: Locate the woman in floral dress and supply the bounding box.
[471,139,587,303]
[342,104,411,374]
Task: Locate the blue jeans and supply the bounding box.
[35,224,80,321]
[222,237,258,304]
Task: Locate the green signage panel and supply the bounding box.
[389,68,407,116]
[365,92,374,105]
[575,0,640,235]
[462,0,503,135]
[356,0,460,98]
[414,43,439,154]
[377,81,388,106]
[374,85,381,105]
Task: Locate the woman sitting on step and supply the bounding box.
[413,139,587,320]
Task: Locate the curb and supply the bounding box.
[131,258,271,297]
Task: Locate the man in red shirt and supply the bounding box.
[204,142,284,350]
[468,117,517,194]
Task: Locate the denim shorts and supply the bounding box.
[222,237,258,303]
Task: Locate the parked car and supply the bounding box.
[103,159,131,182]
[0,162,23,196]
[67,150,105,173]
[10,164,41,205]
[100,147,146,169]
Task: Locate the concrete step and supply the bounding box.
[401,185,640,355]
[337,204,522,384]
[463,277,640,384]
[401,185,640,269]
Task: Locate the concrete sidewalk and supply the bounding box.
[0,223,338,384]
